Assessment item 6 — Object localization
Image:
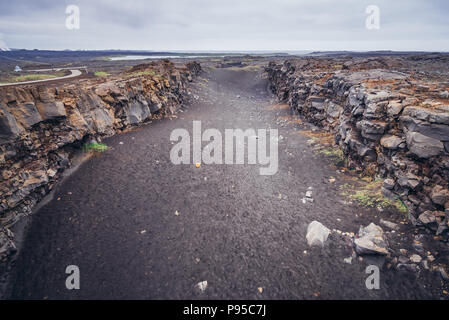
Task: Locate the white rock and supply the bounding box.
[306,221,330,247]
[344,257,352,264]
[410,254,422,263]
[196,281,208,292]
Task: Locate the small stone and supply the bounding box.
[306,221,330,247]
[196,281,208,292]
[410,254,422,263]
[257,287,263,293]
[344,257,352,264]
[175,210,180,216]
[397,263,419,272]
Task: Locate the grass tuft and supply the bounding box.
[83,142,108,153]
[342,179,408,213]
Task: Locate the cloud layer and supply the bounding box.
[0,0,448,51]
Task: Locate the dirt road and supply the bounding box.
[5,67,445,299]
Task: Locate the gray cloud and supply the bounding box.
[0,0,448,51]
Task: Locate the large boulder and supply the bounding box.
[36,101,67,120]
[9,102,42,128]
[402,105,449,125]
[406,131,445,159]
[125,101,151,124]
[356,120,387,141]
[401,116,449,142]
[306,221,330,247]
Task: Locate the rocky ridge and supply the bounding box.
[266,56,449,238]
[0,60,201,260]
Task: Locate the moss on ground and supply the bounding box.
[341,179,408,213]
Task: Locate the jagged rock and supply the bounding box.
[380,219,399,231]
[325,102,343,118]
[9,102,42,128]
[383,178,395,190]
[397,173,421,190]
[306,221,330,247]
[0,104,23,142]
[380,135,404,149]
[126,101,151,125]
[417,210,445,226]
[387,100,403,117]
[354,223,388,255]
[356,120,387,141]
[405,131,444,159]
[402,106,449,125]
[401,115,449,142]
[36,101,67,120]
[430,185,449,206]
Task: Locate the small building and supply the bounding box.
[14,65,22,72]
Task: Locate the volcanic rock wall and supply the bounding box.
[0,60,201,259]
[266,57,449,235]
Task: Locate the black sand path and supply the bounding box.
[6,68,443,299]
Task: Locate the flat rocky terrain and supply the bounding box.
[0,53,448,299]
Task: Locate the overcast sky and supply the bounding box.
[0,0,448,51]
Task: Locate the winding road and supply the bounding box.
[5,68,444,299]
[0,68,84,87]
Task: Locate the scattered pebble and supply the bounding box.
[410,254,422,263]
[196,281,208,292]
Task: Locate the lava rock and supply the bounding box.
[306,221,330,247]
